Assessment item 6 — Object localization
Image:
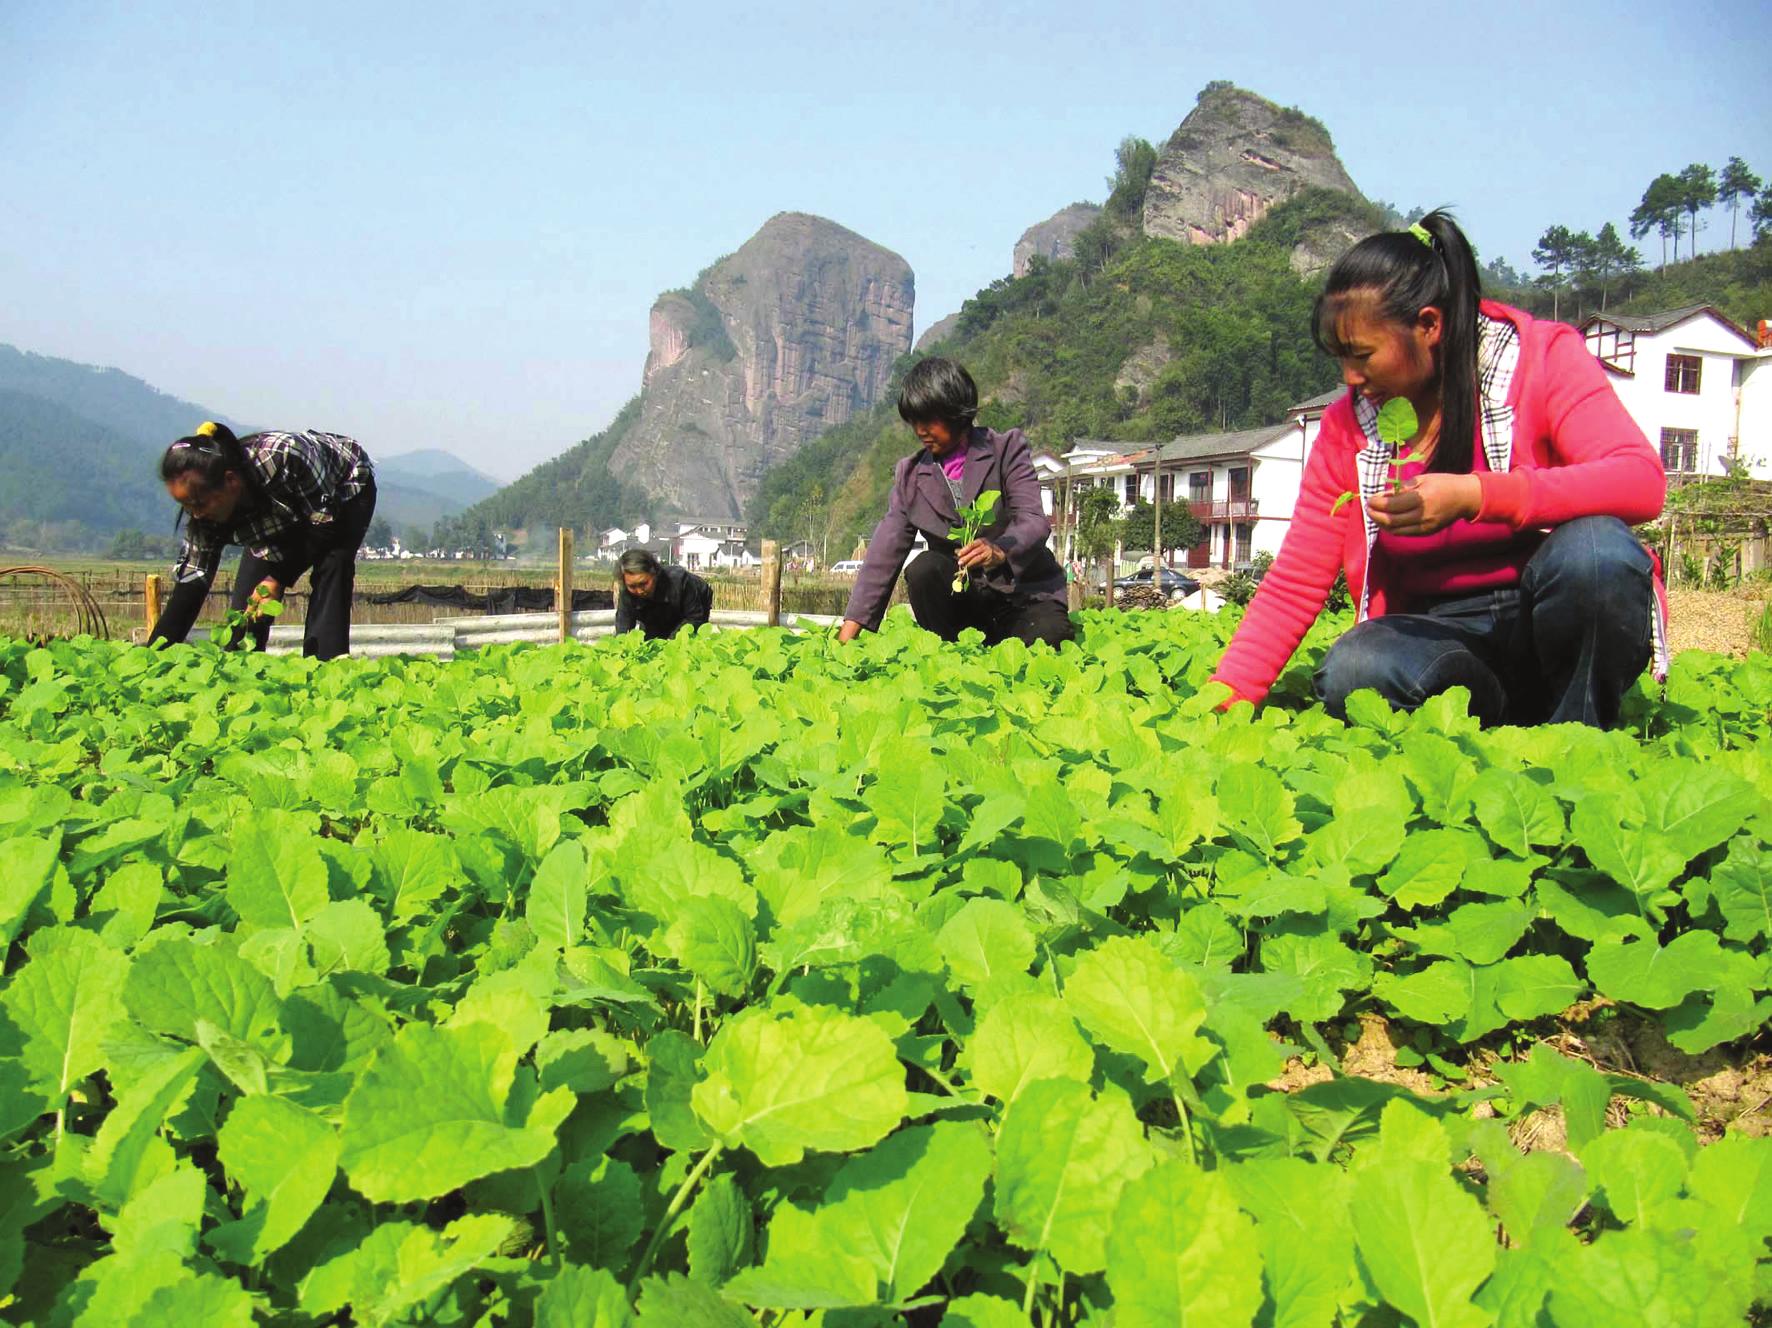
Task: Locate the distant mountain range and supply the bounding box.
[374,450,504,532]
[0,345,501,550]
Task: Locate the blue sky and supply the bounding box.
[3,0,1767,479]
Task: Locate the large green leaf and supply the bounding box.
[665,895,757,997]
[963,991,1093,1104]
[1585,932,1724,1009]
[1349,1104,1495,1328]
[725,1122,991,1308]
[1215,765,1301,861]
[228,813,329,931]
[691,1005,907,1166]
[123,935,288,1057]
[1546,1226,1755,1328]
[339,1021,574,1202]
[535,1265,634,1328]
[1223,1157,1353,1328]
[0,834,61,948]
[526,839,589,950]
[685,1172,754,1287]
[1377,828,1484,909]
[1062,933,1216,1082]
[1,927,128,1107]
[1467,767,1565,858]
[993,1078,1151,1274]
[1570,797,1686,905]
[1687,1133,1772,1240]
[1707,835,1771,943]
[209,1095,340,1264]
[936,897,1035,990]
[299,1214,515,1327]
[1580,1126,1688,1226]
[1106,1159,1264,1327]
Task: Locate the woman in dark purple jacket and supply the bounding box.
[837,358,1073,648]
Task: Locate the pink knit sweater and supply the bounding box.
[1211,301,1666,706]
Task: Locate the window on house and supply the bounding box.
[1664,354,1701,394]
[1158,470,1175,503]
[1189,472,1210,502]
[1123,475,1138,505]
[1234,524,1253,564]
[1660,428,1698,473]
[1229,467,1251,500]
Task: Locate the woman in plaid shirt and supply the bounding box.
[147,422,377,659]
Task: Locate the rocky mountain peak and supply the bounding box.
[1013,202,1102,277]
[613,212,914,520]
[1142,83,1363,247]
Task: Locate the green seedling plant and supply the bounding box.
[948,488,1001,591]
[206,587,284,649]
[1331,398,1431,515]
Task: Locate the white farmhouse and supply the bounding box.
[1582,305,1772,479]
[1044,388,1338,571]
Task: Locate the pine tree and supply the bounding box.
[1719,157,1763,251]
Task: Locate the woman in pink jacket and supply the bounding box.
[1211,211,1666,728]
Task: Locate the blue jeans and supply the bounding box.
[1315,516,1653,729]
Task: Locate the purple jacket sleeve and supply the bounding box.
[842,458,917,631]
[987,429,1053,582]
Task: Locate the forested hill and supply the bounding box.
[0,345,236,551]
[750,187,1371,556]
[1500,242,1772,332]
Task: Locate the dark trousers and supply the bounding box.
[231,483,377,659]
[903,548,1076,648]
[1314,516,1653,729]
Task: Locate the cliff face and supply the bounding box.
[1013,202,1102,277]
[1142,85,1363,247]
[611,212,914,520]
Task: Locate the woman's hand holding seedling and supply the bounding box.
[247,578,285,621]
[955,539,1006,572]
[1330,398,1476,534]
[1366,473,1483,535]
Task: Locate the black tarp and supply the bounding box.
[364,585,614,612]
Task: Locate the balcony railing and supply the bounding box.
[1190,498,1258,521]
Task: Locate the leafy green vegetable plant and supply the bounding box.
[205,593,283,649]
[1332,397,1431,515]
[948,488,1001,591]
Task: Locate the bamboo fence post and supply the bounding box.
[761,540,782,626]
[557,528,574,644]
[144,574,162,636]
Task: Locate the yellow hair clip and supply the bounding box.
[194,420,219,438]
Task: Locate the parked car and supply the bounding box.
[830,560,866,576]
[1112,567,1201,598]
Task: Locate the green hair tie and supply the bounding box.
[1408,223,1434,249]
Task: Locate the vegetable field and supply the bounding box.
[1,611,1769,1326]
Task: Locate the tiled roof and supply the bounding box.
[1288,386,1344,412]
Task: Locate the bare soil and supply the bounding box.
[1665,586,1771,657]
[1266,1007,1772,1149]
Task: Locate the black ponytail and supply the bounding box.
[1312,209,1482,474]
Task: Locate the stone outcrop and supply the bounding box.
[1013,203,1101,276]
[1142,84,1362,247]
[915,312,961,352]
[610,212,914,520]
